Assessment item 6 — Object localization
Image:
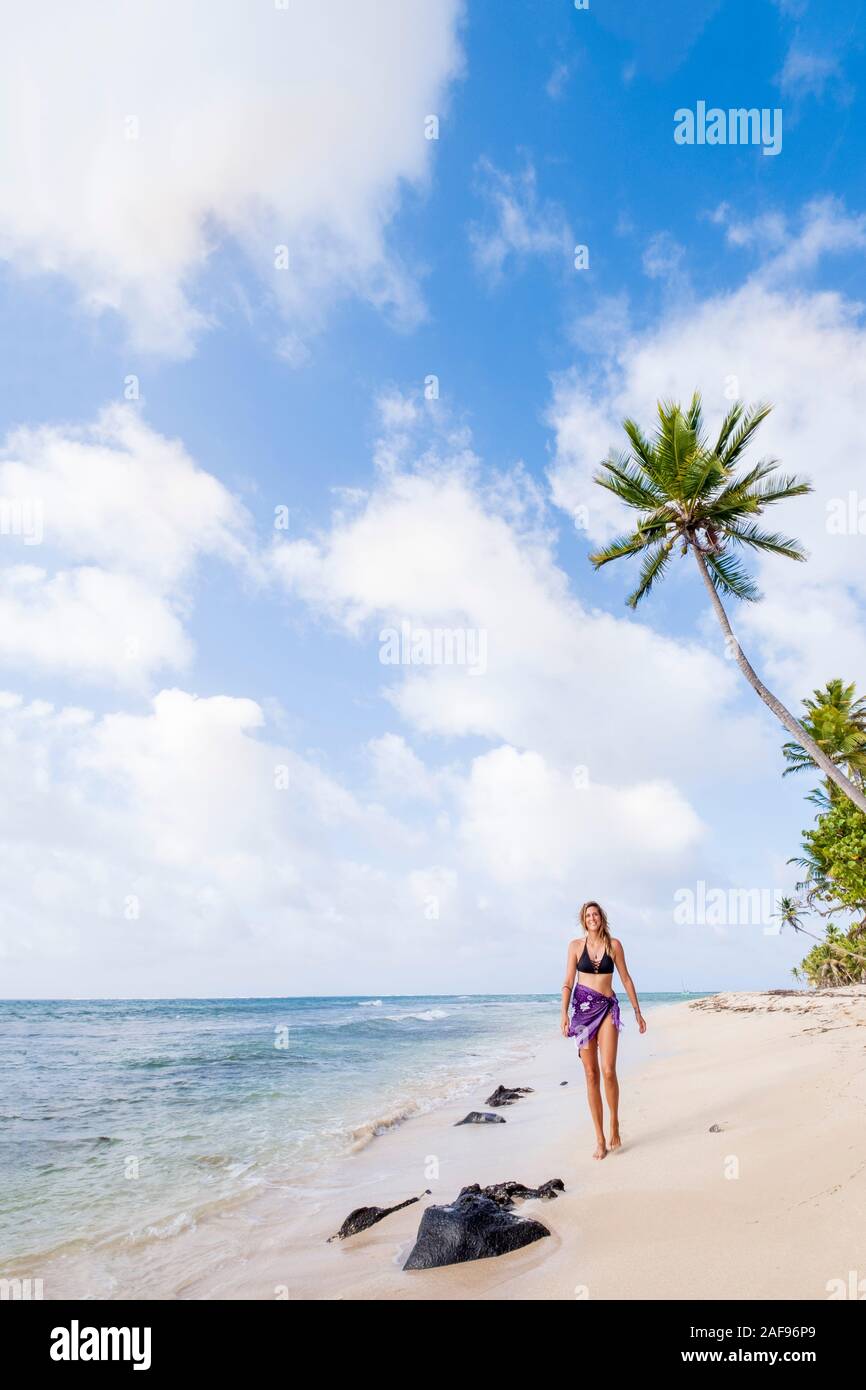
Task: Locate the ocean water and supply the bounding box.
[0,992,696,1294]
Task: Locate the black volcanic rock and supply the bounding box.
[457,1178,564,1207]
[485,1085,534,1107]
[454,1111,506,1125]
[404,1192,549,1270]
[327,1190,431,1242]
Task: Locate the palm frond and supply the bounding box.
[713,401,746,457]
[710,458,780,512]
[594,454,669,510]
[684,390,705,438]
[621,418,659,478]
[781,741,815,776]
[749,474,813,506]
[626,539,676,608]
[680,448,727,503]
[588,529,655,569]
[650,402,691,494]
[704,550,762,602]
[716,401,773,468]
[726,522,808,561]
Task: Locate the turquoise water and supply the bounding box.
[0,993,695,1273]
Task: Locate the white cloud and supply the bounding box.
[459,747,704,887]
[0,689,438,994]
[642,232,684,279]
[0,404,250,687]
[0,566,192,687]
[365,732,440,802]
[0,685,715,997]
[270,412,769,793]
[0,399,805,995]
[711,197,866,279]
[546,62,573,101]
[642,231,688,289]
[777,45,848,102]
[0,0,463,355]
[708,203,788,250]
[275,334,313,371]
[260,417,798,988]
[567,292,633,362]
[469,159,573,285]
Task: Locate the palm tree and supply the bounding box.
[781,679,866,788]
[589,393,866,815]
[793,922,866,987]
[789,844,834,910]
[776,895,809,936]
[777,896,866,987]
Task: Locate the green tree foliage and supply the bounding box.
[792,921,866,989]
[800,795,866,913]
[784,679,866,986]
[782,678,866,788]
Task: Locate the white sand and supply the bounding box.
[189,986,866,1301]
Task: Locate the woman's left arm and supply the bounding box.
[612,939,646,1034]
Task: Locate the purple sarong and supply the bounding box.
[567,982,624,1055]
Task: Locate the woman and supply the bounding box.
[560,901,646,1160]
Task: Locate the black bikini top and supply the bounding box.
[577,938,614,974]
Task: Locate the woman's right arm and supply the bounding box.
[560,939,578,1036]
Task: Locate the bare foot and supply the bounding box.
[593,1137,607,1160]
[608,1131,622,1151]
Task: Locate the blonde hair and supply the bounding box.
[579,901,613,960]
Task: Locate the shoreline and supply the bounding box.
[188,985,866,1301]
[10,995,667,1299]
[16,987,866,1300]
[167,994,685,1299]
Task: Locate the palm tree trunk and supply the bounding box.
[693,551,866,815]
[786,921,866,970]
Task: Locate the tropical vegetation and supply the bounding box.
[780,679,866,986]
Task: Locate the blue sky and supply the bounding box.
[1,0,865,997]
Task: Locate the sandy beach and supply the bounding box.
[188,986,866,1302]
[16,986,865,1302]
